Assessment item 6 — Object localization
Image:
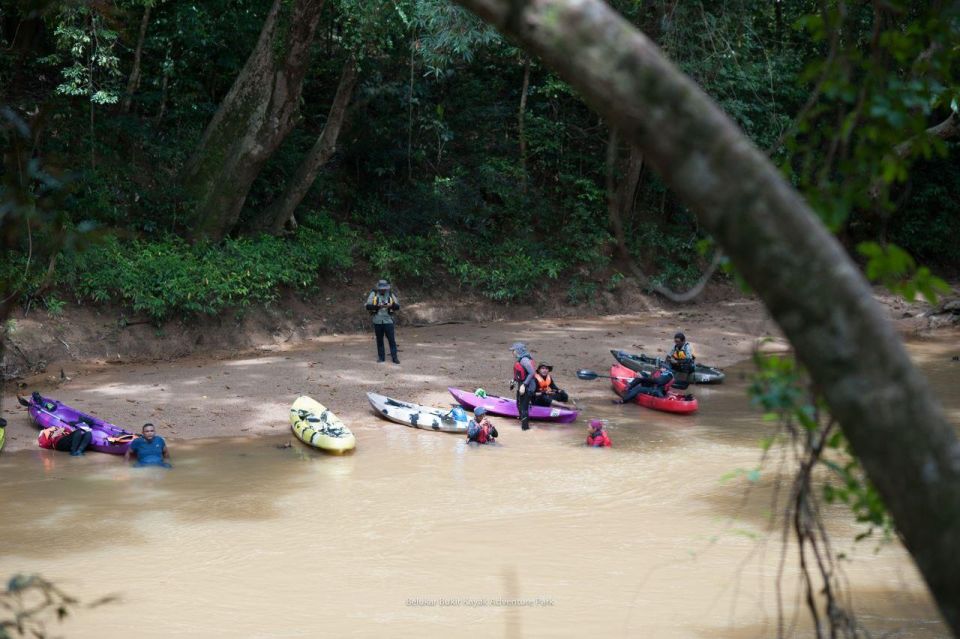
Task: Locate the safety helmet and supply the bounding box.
[674,332,685,341]
[474,407,487,417]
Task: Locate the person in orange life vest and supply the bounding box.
[531,363,575,409]
[466,407,498,444]
[38,423,93,456]
[586,419,612,447]
[613,360,675,404]
[667,331,695,375]
[509,342,536,431]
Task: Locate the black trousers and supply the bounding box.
[622,377,670,402]
[532,390,569,406]
[517,388,532,430]
[54,429,92,454]
[374,322,398,361]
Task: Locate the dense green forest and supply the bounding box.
[1,0,957,320]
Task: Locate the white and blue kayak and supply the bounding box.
[366,392,470,433]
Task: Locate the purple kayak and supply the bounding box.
[448,387,579,423]
[19,392,136,455]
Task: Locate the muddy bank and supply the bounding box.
[3,281,959,454]
[3,280,956,383]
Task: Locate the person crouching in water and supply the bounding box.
[532,363,576,410]
[466,407,498,445]
[586,419,611,447]
[613,361,675,404]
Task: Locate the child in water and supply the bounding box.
[466,407,498,444]
[586,419,611,447]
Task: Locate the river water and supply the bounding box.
[1,344,956,638]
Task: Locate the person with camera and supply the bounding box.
[365,279,401,364]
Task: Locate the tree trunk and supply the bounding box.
[121,4,151,114]
[183,0,325,242]
[617,143,644,228]
[518,55,531,192]
[256,57,359,234]
[454,0,960,633]
[407,36,416,183]
[605,129,631,262]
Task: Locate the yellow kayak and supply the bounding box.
[0,418,6,452]
[289,396,355,454]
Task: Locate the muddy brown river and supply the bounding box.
[1,342,957,638]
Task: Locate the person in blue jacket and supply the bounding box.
[125,423,172,468]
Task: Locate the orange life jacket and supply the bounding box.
[535,373,552,392]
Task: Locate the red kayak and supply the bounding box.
[609,364,699,414]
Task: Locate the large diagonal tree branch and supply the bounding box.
[869,111,960,200]
[454,0,960,632]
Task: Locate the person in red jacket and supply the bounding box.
[586,419,612,447]
[466,407,499,445]
[38,424,93,456]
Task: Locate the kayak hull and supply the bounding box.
[611,349,725,384]
[22,393,135,454]
[609,364,699,414]
[367,392,469,433]
[290,396,356,453]
[448,387,579,423]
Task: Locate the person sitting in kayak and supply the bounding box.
[38,423,92,456]
[613,361,675,404]
[125,423,172,467]
[532,363,575,409]
[667,332,695,375]
[466,407,498,445]
[586,419,612,447]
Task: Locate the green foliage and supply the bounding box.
[44,295,65,318]
[44,5,123,105]
[2,214,355,321]
[857,241,950,304]
[748,351,895,543]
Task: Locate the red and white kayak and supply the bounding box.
[609,364,699,415]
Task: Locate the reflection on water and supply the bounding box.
[0,354,954,638]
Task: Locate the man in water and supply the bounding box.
[364,279,401,364]
[125,423,172,468]
[466,407,498,444]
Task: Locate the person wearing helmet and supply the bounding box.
[509,342,537,431]
[667,332,695,375]
[586,419,612,447]
[613,359,675,403]
[466,407,498,444]
[365,279,401,364]
[531,363,575,410]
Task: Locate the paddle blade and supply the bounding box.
[17,395,30,407]
[576,369,600,381]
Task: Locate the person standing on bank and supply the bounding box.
[365,279,401,364]
[510,342,537,431]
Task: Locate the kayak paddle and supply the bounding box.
[576,368,690,390]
